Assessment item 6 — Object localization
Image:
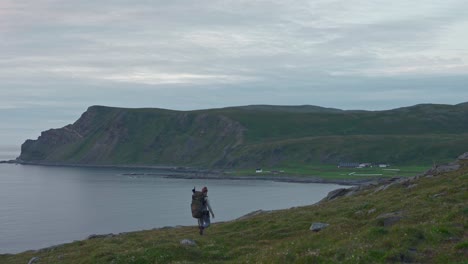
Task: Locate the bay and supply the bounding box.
[0,164,343,254]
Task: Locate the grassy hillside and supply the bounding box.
[2,156,466,263]
[18,102,468,168]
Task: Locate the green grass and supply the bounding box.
[2,160,466,263]
[228,164,430,179]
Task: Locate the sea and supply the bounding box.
[0,163,343,254]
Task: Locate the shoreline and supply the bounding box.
[0,158,425,255]
[1,160,381,186]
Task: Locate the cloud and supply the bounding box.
[0,0,467,114]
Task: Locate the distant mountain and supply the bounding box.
[234,104,344,113]
[18,103,468,168]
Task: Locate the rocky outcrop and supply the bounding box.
[376,211,404,227]
[424,163,461,175]
[310,222,329,232]
[180,239,197,246]
[322,188,350,201]
[457,152,468,160]
[87,233,115,240]
[423,152,468,176]
[320,184,375,202]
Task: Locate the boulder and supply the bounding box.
[376,211,403,227]
[457,152,468,160]
[324,188,350,201]
[180,239,197,246]
[433,192,446,198]
[310,222,329,232]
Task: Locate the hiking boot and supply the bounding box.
[199,226,204,235]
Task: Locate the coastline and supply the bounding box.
[1,159,379,186]
[1,157,436,256]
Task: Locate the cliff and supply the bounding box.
[18,102,468,168]
[19,106,245,167]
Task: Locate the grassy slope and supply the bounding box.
[215,103,468,167]
[18,103,468,168]
[226,134,468,168]
[2,160,466,263]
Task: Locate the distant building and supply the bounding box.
[338,162,360,168]
[358,163,372,168]
[378,164,390,168]
[255,168,263,173]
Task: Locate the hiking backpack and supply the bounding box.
[191,191,205,218]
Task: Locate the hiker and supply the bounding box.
[191,186,215,235]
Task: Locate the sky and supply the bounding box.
[1,0,468,158]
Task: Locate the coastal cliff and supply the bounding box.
[19,106,245,167]
[18,103,468,168]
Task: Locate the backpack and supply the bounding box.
[191,191,205,219]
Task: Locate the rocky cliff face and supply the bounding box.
[19,106,246,166]
[20,125,84,161]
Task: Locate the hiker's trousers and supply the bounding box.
[198,211,211,228]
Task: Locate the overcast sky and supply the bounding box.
[1,0,468,155]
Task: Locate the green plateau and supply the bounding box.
[17,102,468,172]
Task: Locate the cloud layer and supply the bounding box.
[1,0,467,112]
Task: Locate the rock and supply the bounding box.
[457,152,468,160]
[345,186,361,196]
[373,185,385,192]
[376,211,403,227]
[87,233,115,239]
[323,188,349,201]
[374,181,398,192]
[321,185,372,202]
[372,177,405,193]
[407,184,418,189]
[433,192,446,198]
[425,163,460,175]
[310,222,329,232]
[409,175,420,181]
[28,257,40,264]
[367,208,376,214]
[180,239,197,246]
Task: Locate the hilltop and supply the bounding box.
[18,102,468,169]
[2,153,466,263]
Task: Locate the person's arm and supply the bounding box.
[205,197,215,218]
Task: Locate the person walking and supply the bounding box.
[197,186,215,235]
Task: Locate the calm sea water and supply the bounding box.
[0,164,343,254]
